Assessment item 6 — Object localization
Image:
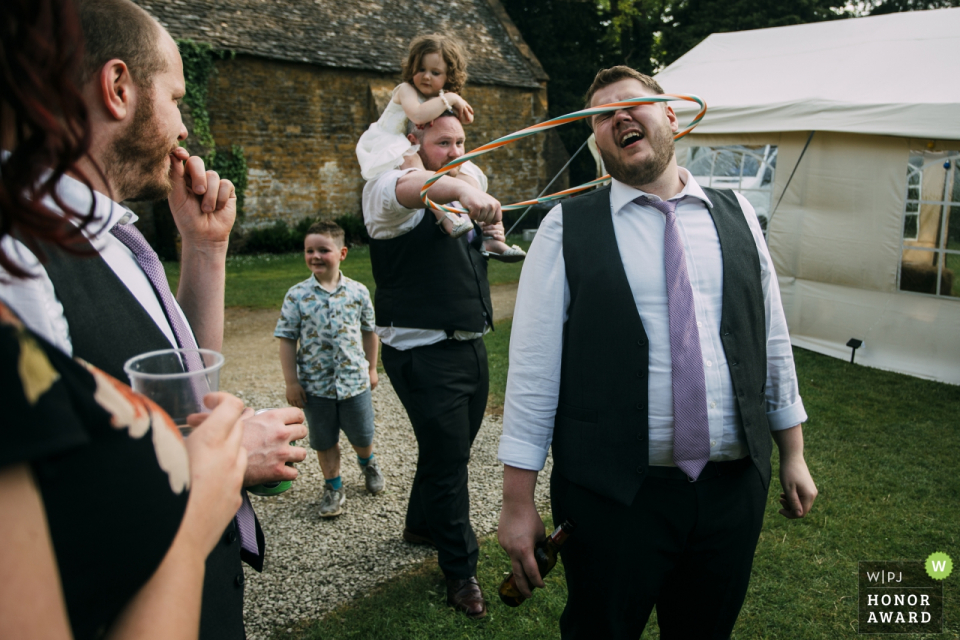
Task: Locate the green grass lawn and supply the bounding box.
[279,343,960,639]
[165,249,959,638]
[161,237,531,311]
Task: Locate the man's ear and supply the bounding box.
[665,105,679,133]
[406,132,419,145]
[97,59,136,122]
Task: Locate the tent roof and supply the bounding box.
[655,8,960,140]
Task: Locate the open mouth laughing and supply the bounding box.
[619,129,645,149]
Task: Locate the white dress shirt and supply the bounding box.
[0,172,190,356]
[361,160,489,350]
[498,168,806,472]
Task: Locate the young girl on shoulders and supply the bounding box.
[356,34,525,261]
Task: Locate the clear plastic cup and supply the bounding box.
[123,348,225,435]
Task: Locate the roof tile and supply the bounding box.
[134,0,545,88]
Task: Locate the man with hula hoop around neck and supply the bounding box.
[497,66,817,638]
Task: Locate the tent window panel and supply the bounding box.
[950,205,960,252]
[899,151,960,299]
[903,201,919,241]
[685,145,777,230]
[947,253,960,298]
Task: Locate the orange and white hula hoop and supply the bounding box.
[419,93,707,214]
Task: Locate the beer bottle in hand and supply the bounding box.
[499,518,577,607]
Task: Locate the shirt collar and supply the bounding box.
[609,167,713,216]
[54,171,138,232]
[311,271,344,294]
[1,149,139,231]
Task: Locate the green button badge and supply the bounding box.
[925,552,952,580]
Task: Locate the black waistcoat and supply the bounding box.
[369,211,493,332]
[551,186,772,506]
[41,242,250,640]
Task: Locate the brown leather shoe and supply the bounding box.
[402,528,435,548]
[446,576,487,619]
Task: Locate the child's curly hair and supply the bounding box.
[401,34,469,95]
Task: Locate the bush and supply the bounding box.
[240,220,299,254]
[228,214,369,255]
[333,213,370,246]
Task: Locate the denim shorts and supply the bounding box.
[303,390,375,451]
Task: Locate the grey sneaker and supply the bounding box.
[361,457,385,494]
[319,484,345,518]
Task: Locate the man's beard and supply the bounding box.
[599,119,675,188]
[106,90,176,202]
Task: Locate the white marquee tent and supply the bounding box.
[655,8,960,384]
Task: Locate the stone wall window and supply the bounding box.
[899,151,960,299]
[685,145,777,230]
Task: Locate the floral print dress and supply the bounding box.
[0,300,190,640]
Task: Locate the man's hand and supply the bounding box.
[498,466,545,598]
[369,368,379,390]
[241,408,308,486]
[779,455,817,519]
[459,189,502,225]
[168,147,236,249]
[285,382,307,409]
[772,425,817,519]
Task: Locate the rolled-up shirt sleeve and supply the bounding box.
[458,161,488,194]
[498,205,569,471]
[735,192,807,431]
[361,168,423,240]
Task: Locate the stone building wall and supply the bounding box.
[206,55,566,227]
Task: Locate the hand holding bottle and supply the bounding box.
[499,519,577,607]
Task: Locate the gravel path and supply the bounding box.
[238,382,551,639]
[219,285,550,639]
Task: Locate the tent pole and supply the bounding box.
[505,137,590,238]
[767,130,816,235]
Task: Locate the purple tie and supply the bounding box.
[110,222,261,557]
[236,490,260,556]
[110,223,200,355]
[639,196,711,480]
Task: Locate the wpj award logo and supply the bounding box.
[858,554,949,634]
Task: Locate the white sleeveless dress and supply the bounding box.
[356,85,423,181]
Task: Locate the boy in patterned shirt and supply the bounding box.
[275,221,385,517]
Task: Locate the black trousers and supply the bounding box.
[551,459,768,640]
[381,338,488,579]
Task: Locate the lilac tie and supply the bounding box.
[110,222,261,558]
[110,223,200,355]
[639,196,711,480]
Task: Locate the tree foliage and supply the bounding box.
[659,0,847,68]
[500,0,615,185]
[869,0,960,14]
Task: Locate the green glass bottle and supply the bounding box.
[499,518,577,607]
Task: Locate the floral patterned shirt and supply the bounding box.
[274,273,375,399]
